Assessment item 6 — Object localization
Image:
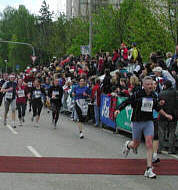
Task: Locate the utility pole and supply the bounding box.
[175,0,178,44]
[4,60,8,73]
[89,0,92,57]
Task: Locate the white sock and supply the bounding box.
[153,153,157,159]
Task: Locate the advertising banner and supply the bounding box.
[116,97,132,132]
[100,94,116,129]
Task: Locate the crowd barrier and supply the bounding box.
[61,92,178,148]
[100,94,132,133]
[100,94,178,149]
[61,91,133,133]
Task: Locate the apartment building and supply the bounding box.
[66,0,122,18]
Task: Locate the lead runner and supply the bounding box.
[115,76,173,179]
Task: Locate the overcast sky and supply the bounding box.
[0,0,66,15]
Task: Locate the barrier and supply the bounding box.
[116,97,132,133]
[100,94,132,132]
[100,94,116,129]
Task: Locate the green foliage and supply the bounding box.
[92,6,120,53]
[122,0,175,60]
[0,0,176,72]
[0,6,37,72]
[66,18,89,55]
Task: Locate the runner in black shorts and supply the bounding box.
[72,78,90,139]
[28,79,46,127]
[48,78,63,128]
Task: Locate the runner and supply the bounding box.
[115,76,173,178]
[72,78,90,139]
[48,78,63,128]
[42,77,51,113]
[16,78,28,126]
[1,74,17,128]
[24,70,35,112]
[0,73,8,106]
[28,78,46,127]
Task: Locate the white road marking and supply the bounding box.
[161,150,178,159]
[27,146,42,157]
[7,124,18,135]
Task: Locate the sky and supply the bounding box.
[0,0,66,15]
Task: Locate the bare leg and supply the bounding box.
[78,122,83,132]
[128,140,140,149]
[12,111,15,122]
[153,140,159,154]
[36,115,40,123]
[145,136,153,167]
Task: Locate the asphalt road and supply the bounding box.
[0,106,177,190]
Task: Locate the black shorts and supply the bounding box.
[51,102,61,112]
[75,103,86,123]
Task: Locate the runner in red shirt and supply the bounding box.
[24,71,35,112]
[16,78,28,126]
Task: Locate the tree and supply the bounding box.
[37,0,54,63]
[66,17,89,55]
[0,6,37,71]
[123,0,175,60]
[92,6,120,54]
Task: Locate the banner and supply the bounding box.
[80,45,89,55]
[116,97,132,132]
[100,94,116,129]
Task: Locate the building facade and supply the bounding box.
[66,0,122,18]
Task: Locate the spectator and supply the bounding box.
[91,78,101,127]
[170,44,178,69]
[153,67,176,88]
[102,69,112,94]
[130,42,138,63]
[166,52,173,69]
[120,43,128,66]
[158,80,177,154]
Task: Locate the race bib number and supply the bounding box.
[141,98,153,112]
[52,91,59,97]
[34,90,41,98]
[28,82,32,87]
[18,90,25,98]
[6,92,13,99]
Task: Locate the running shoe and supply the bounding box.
[34,124,39,128]
[122,141,130,158]
[152,158,160,163]
[144,168,156,179]
[4,120,7,126]
[19,120,23,127]
[133,148,138,154]
[31,117,34,122]
[53,122,57,129]
[80,132,84,139]
[12,125,16,129]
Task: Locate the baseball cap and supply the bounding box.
[153,67,162,73]
[9,74,15,78]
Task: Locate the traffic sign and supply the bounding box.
[80,45,89,55]
[31,56,37,63]
[16,64,20,70]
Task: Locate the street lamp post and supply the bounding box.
[4,59,8,73]
[0,40,35,57]
[89,0,92,57]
